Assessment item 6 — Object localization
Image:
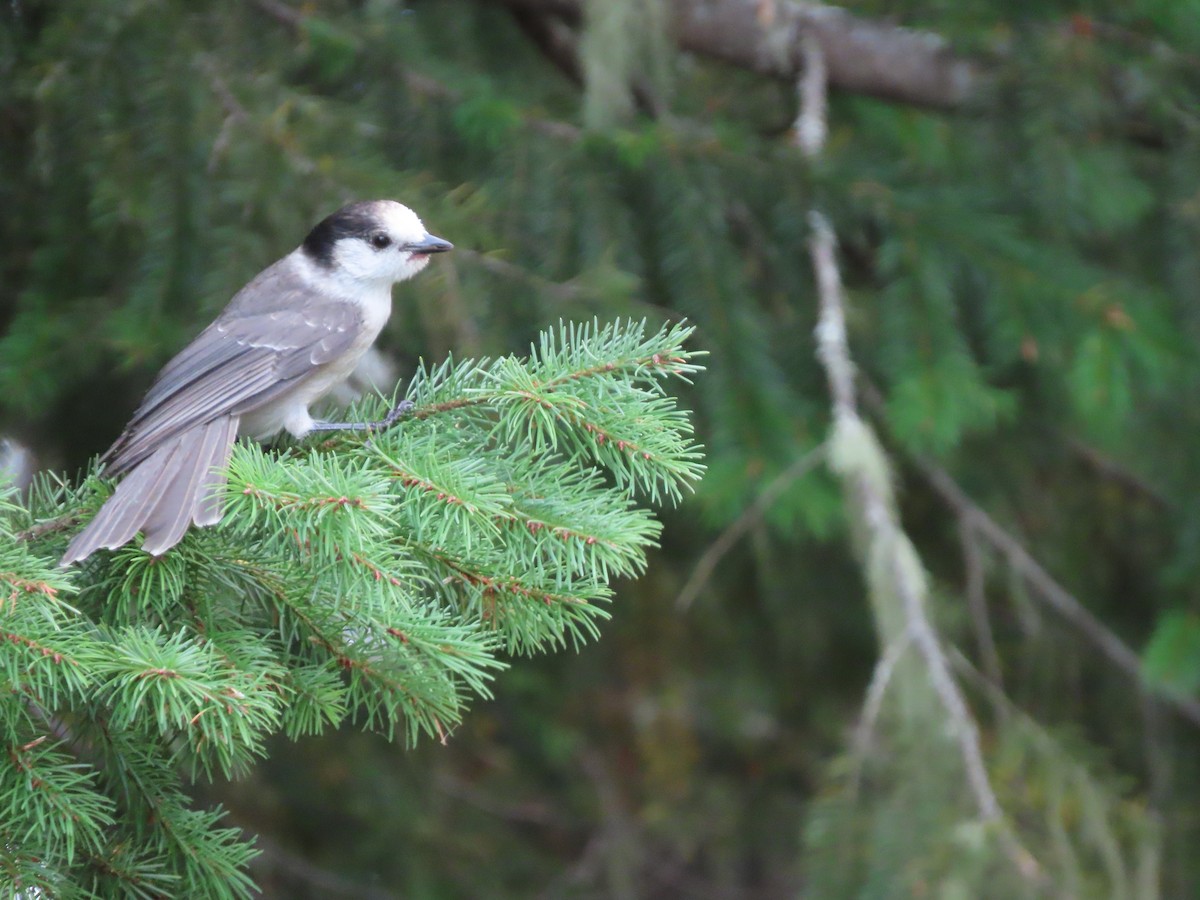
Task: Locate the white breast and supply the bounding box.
[239,274,396,440]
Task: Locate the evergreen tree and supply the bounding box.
[4,0,1200,895]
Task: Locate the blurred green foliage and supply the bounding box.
[4,0,1200,895]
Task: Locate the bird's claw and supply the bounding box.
[363,400,414,449]
[382,400,414,427]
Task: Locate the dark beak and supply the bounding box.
[407,233,453,254]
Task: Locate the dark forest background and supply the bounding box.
[4,0,1200,896]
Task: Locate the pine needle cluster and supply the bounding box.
[1,319,703,897]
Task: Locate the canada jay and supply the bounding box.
[61,200,451,566]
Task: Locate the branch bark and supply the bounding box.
[496,0,981,109]
[801,39,1038,872]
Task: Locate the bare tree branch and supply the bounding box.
[675,443,825,610]
[849,625,914,796]
[961,519,1005,701]
[1067,436,1167,508]
[507,2,587,87]
[251,835,399,900]
[452,247,586,302]
[809,213,1043,885]
[497,0,981,109]
[810,214,991,819]
[792,32,827,156]
[799,41,1036,863]
[915,458,1200,729]
[505,3,665,118]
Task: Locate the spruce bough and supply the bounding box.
[1,319,704,897]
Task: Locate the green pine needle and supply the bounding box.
[2,317,704,894]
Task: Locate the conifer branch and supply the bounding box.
[1,320,702,895]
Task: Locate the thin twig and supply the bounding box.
[1067,436,1167,508]
[195,56,250,172]
[25,695,86,757]
[251,834,399,900]
[953,642,1172,849]
[675,443,825,610]
[916,459,1200,729]
[434,771,563,827]
[853,376,1200,729]
[849,625,914,796]
[961,519,1005,701]
[452,247,585,302]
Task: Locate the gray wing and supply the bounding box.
[104,278,362,476]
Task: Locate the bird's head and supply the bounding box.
[302,199,452,286]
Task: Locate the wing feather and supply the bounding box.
[104,294,362,475]
[61,253,380,566]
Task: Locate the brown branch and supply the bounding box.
[15,510,83,544]
[251,834,399,900]
[1067,436,1167,509]
[507,3,586,86]
[851,376,1200,729]
[915,458,1200,729]
[675,443,824,610]
[498,0,981,109]
[960,519,1005,701]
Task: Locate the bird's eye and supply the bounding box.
[369,233,392,249]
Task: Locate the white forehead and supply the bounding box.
[374,200,427,242]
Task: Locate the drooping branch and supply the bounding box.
[801,43,1039,876]
[809,213,1042,885]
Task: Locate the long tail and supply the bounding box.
[61,417,240,566]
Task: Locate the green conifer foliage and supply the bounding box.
[6,0,1200,895]
[2,320,702,893]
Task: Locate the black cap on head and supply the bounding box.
[302,201,383,268]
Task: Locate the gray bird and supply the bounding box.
[61,200,452,566]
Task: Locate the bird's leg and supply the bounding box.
[307,400,414,433]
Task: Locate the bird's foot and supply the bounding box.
[308,400,415,437]
[380,400,414,428]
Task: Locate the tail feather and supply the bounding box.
[61,416,239,566]
[140,417,239,555]
[61,443,181,565]
[195,417,239,527]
